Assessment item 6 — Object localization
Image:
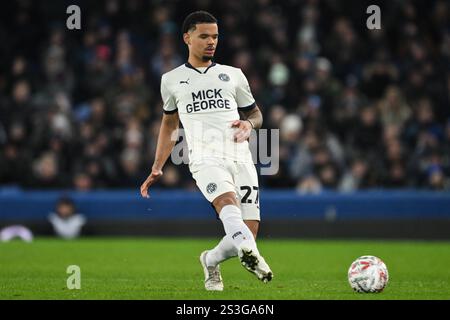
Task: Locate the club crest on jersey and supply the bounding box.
[206,183,217,194]
[218,73,230,82]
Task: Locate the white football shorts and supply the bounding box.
[190,158,261,221]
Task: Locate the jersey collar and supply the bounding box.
[184,62,216,74]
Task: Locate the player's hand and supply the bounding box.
[140,168,163,198]
[231,120,252,143]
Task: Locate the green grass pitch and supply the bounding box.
[1,238,449,300]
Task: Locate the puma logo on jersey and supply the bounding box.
[179,78,189,85]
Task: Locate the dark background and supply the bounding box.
[1,0,449,192]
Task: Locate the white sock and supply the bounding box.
[218,205,259,255]
[206,234,237,267]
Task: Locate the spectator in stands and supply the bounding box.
[296,175,322,194]
[48,197,86,239]
[73,172,93,191]
[31,151,66,189]
[0,0,448,192]
[339,157,371,192]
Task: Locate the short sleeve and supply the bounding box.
[161,76,178,114]
[236,69,256,110]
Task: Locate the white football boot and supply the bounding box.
[238,246,273,283]
[199,250,224,291]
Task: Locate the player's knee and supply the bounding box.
[212,192,238,213]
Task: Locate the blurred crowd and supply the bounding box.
[0,0,449,192]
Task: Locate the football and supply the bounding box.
[348,255,389,293]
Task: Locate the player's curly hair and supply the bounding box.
[182,11,217,34]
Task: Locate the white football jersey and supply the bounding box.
[160,62,256,165]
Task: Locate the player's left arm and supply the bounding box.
[233,68,263,143]
[232,105,263,143]
[239,105,263,130]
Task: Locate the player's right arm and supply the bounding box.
[140,112,179,198]
[140,75,179,198]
